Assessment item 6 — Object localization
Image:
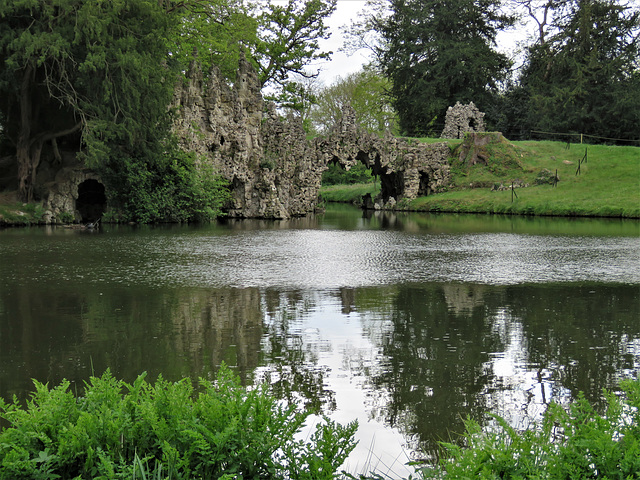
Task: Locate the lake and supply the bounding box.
[1,204,639,477]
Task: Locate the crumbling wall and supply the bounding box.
[173,61,453,218]
[172,58,325,218]
[441,102,485,139]
[315,106,451,209]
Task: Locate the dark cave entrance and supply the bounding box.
[417,171,431,196]
[76,179,107,222]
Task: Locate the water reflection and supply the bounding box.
[1,208,639,476]
[3,281,637,474]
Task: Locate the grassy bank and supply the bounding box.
[319,182,380,204]
[0,192,46,226]
[320,140,640,218]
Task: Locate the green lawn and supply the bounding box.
[319,182,380,204]
[321,139,640,218]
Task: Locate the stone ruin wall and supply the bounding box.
[441,101,485,139]
[12,59,454,223]
[173,59,453,218]
[316,106,451,210]
[172,58,327,219]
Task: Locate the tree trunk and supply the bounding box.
[17,63,35,203]
[16,63,82,202]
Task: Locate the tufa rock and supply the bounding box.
[173,60,453,217]
[315,105,451,209]
[441,102,485,139]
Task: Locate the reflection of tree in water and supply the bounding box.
[353,283,640,461]
[361,284,504,459]
[256,289,336,413]
[495,284,640,407]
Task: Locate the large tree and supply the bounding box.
[0,0,175,203]
[519,0,640,142]
[254,0,337,110]
[375,0,514,136]
[175,0,337,108]
[0,0,338,207]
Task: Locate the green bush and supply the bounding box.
[420,379,640,479]
[100,139,231,224]
[0,366,358,479]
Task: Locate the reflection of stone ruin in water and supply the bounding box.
[169,288,264,384]
[442,283,487,315]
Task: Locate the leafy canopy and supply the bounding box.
[375,0,514,136]
[310,64,398,135]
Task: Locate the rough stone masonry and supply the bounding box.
[173,59,453,218]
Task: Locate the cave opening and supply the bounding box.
[418,171,431,196]
[322,151,404,206]
[76,179,107,222]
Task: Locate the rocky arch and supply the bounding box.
[315,106,451,209]
[172,58,453,218]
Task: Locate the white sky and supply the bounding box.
[315,0,373,85]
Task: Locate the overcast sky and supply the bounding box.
[315,0,372,85]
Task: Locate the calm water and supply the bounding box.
[1,205,639,476]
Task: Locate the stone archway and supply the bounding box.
[76,179,106,222]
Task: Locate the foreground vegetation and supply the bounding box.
[320,139,640,218]
[1,370,638,480]
[416,378,640,479]
[0,366,357,479]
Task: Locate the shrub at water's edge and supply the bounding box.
[415,378,640,479]
[2,372,638,480]
[0,366,357,480]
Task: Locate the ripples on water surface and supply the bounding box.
[3,213,639,288]
[1,207,639,477]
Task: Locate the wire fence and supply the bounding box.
[529,130,640,146]
[419,125,639,146]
